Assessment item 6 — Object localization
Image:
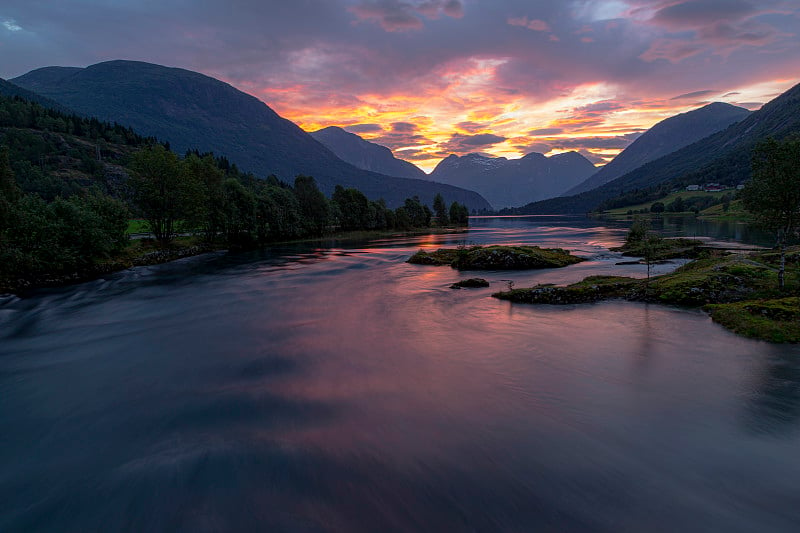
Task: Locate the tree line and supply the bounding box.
[129,146,469,246]
[0,92,470,285]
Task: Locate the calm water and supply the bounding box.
[2,216,799,532]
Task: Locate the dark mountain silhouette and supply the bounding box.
[510,82,800,214]
[566,102,750,195]
[0,78,74,114]
[427,151,595,210]
[310,126,427,180]
[12,60,489,210]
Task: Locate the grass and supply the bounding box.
[698,199,752,221]
[705,298,800,343]
[603,190,730,216]
[492,247,800,343]
[126,219,149,234]
[408,245,584,270]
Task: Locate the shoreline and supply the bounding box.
[493,247,799,343]
[1,226,468,297]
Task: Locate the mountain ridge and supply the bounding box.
[565,102,750,196]
[508,82,800,214]
[309,126,427,180]
[428,150,596,210]
[12,60,490,210]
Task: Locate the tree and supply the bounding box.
[449,202,469,226]
[433,193,449,226]
[625,216,667,282]
[332,185,370,231]
[741,137,800,290]
[0,146,20,234]
[128,145,186,244]
[403,196,431,227]
[183,153,225,242]
[293,175,329,235]
[650,201,665,214]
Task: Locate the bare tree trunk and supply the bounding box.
[779,240,786,290]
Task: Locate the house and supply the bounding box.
[703,183,724,192]
[686,185,700,191]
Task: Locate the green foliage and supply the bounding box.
[128,145,189,243]
[449,201,469,226]
[741,136,800,289]
[1,92,445,290]
[650,201,665,213]
[706,298,800,343]
[433,193,449,225]
[294,175,329,236]
[408,245,583,270]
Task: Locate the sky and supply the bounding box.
[1,1,799,172]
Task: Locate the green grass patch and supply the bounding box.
[705,298,800,343]
[408,245,584,270]
[126,219,149,234]
[603,190,730,216]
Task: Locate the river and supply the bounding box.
[2,216,799,532]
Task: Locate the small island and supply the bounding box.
[408,245,584,270]
[493,246,800,343]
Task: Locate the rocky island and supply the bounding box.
[407,245,584,270]
[493,248,800,343]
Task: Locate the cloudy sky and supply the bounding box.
[2,0,799,171]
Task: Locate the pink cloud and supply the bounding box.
[508,16,551,32]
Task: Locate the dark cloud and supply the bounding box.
[516,142,552,154]
[0,0,796,145]
[349,0,464,32]
[547,133,642,150]
[455,121,489,133]
[459,133,506,146]
[528,127,563,135]
[391,121,417,132]
[345,123,385,133]
[652,0,758,27]
[671,89,716,100]
[441,132,506,152]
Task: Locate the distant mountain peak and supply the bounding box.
[428,151,595,210]
[309,126,427,180]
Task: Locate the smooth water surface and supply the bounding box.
[2,216,799,532]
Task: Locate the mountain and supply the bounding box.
[565,102,750,195]
[0,78,74,114]
[510,82,800,214]
[310,126,426,180]
[427,151,596,210]
[11,60,490,210]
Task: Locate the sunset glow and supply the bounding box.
[2,1,799,172]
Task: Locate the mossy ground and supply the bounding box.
[408,245,584,270]
[493,248,800,343]
[612,237,706,261]
[705,298,800,343]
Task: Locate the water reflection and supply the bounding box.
[745,348,800,436]
[2,216,800,532]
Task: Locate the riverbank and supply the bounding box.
[494,247,800,343]
[0,225,468,296]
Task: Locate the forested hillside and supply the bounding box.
[0,94,469,292]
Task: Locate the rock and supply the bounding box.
[450,278,490,289]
